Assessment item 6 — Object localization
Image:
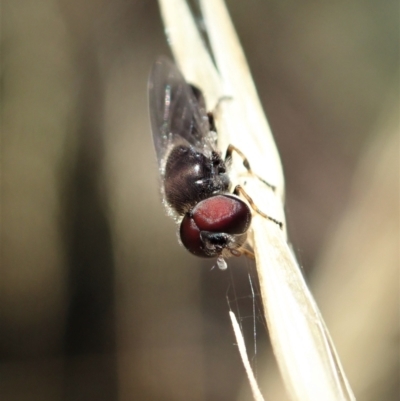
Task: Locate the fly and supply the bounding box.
[148,57,281,270]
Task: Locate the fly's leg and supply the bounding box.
[237,247,255,259]
[234,185,283,229]
[189,84,232,134]
[225,144,276,191]
[207,112,217,133]
[228,247,255,259]
[207,96,233,133]
[214,95,233,113]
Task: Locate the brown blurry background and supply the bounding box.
[1,1,398,401]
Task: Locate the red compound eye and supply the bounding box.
[180,214,212,258]
[179,195,251,257]
[192,195,251,234]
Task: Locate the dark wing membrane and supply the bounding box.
[148,57,210,168]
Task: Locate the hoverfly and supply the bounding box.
[149,58,280,270]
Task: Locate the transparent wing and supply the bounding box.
[148,57,211,169]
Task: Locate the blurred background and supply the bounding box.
[1,1,398,400]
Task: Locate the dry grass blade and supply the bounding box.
[158,0,223,110]
[200,0,284,201]
[229,311,265,401]
[157,0,356,400]
[252,215,355,401]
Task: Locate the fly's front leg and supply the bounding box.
[207,112,217,133]
[237,247,255,260]
[234,185,283,229]
[213,95,233,113]
[207,96,233,133]
[225,144,276,191]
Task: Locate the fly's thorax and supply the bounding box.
[163,144,231,215]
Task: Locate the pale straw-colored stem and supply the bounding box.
[157,1,356,400]
[229,311,265,401]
